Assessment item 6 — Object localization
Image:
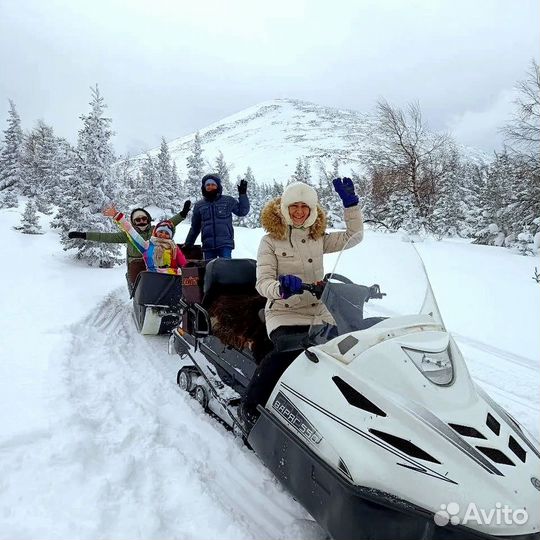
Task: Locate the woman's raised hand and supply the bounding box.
[102,203,118,218]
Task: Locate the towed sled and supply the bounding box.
[169,239,540,540]
[130,245,202,335]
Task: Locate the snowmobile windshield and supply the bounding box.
[306,230,445,346]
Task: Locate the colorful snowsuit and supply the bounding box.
[112,213,187,275]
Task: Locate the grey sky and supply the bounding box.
[0,0,538,155]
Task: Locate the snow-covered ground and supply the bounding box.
[0,202,538,539]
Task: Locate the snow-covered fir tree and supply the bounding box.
[472,151,514,247]
[185,132,205,199]
[429,148,464,238]
[290,157,310,184]
[234,166,260,227]
[269,180,282,198]
[135,154,157,208]
[500,60,540,255]
[57,85,121,267]
[111,155,136,211]
[50,138,77,203]
[171,161,181,197]
[0,100,23,193]
[456,160,486,238]
[19,199,42,234]
[20,120,60,199]
[0,189,19,208]
[214,151,233,193]
[316,158,342,226]
[154,138,176,210]
[35,195,53,215]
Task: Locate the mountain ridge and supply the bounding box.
[130,98,486,184]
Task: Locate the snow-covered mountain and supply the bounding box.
[131,98,373,183]
[129,98,488,185]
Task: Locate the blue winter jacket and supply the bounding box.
[184,176,250,251]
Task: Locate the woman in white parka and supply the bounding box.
[240,177,364,427]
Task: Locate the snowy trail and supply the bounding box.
[0,289,325,539]
[33,287,535,539]
[1,213,538,539]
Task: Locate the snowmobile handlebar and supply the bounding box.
[367,284,386,300]
[301,275,386,301]
[301,281,326,299]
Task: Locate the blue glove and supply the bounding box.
[333,177,359,208]
[279,274,303,299]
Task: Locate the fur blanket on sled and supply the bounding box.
[208,294,273,362]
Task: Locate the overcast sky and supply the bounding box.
[0,0,538,156]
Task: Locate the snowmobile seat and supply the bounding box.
[202,258,257,308]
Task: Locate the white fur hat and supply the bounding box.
[280,182,319,228]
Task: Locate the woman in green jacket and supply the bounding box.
[68,201,191,291]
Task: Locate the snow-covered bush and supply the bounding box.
[18,199,42,234]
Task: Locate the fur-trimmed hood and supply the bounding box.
[260,197,327,241]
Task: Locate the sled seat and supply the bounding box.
[133,271,182,307]
[202,258,257,307]
[195,258,272,362]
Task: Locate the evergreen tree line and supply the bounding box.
[357,60,540,256]
[0,62,538,268]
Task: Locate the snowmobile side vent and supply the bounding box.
[486,412,501,435]
[508,435,527,463]
[369,429,441,464]
[475,446,515,466]
[448,423,487,439]
[332,377,386,417]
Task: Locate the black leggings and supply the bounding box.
[243,325,310,412]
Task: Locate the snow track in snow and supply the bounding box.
[0,289,325,540]
[453,332,537,372]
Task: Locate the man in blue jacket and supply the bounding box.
[184,173,250,259]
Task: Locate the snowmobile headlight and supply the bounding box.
[402,347,454,385]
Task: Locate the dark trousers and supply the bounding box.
[203,247,232,260]
[243,325,310,412]
[126,259,147,293]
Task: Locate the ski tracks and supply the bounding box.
[0,289,323,540]
[454,337,540,439]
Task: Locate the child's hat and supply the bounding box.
[153,220,175,237]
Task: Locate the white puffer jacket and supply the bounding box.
[256,195,363,336]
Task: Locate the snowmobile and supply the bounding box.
[169,237,540,540]
[130,245,202,335]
